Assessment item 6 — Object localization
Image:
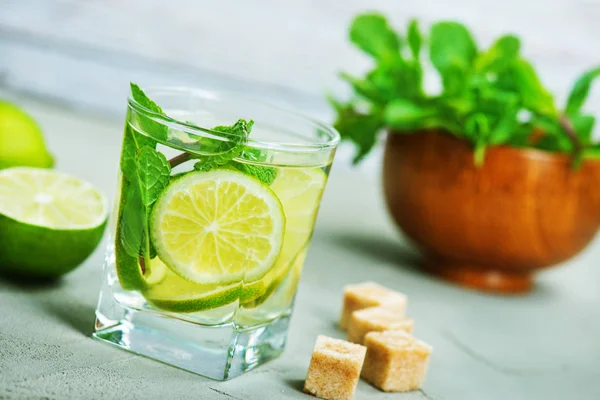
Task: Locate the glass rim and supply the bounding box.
[127,85,340,154]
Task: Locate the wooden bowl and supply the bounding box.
[383,131,600,294]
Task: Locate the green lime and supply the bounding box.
[0,167,107,278]
[141,258,264,313]
[0,101,54,169]
[150,169,285,285]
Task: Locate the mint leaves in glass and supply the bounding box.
[94,84,339,380]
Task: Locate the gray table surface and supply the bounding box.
[1,91,600,400]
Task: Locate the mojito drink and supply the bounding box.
[94,85,338,379]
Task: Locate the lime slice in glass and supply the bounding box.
[151,169,285,285]
[142,258,265,313]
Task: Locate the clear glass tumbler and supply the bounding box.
[93,86,339,380]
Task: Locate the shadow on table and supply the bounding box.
[283,378,305,394]
[0,273,64,291]
[327,232,563,300]
[328,231,423,273]
[39,297,97,337]
[1,273,95,336]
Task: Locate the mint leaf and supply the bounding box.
[534,134,573,153]
[407,20,422,60]
[349,13,400,62]
[497,59,555,116]
[464,113,491,166]
[118,145,170,262]
[121,124,157,177]
[231,147,278,185]
[475,35,520,73]
[130,83,168,141]
[331,99,384,163]
[136,146,171,207]
[130,83,164,114]
[530,115,563,137]
[232,162,278,185]
[570,114,595,144]
[119,124,161,260]
[193,119,252,172]
[118,85,173,267]
[464,112,491,139]
[489,107,519,145]
[119,146,170,266]
[565,67,600,116]
[355,62,424,102]
[339,72,391,105]
[531,115,573,153]
[119,181,144,257]
[430,22,477,95]
[384,99,438,129]
[474,139,487,166]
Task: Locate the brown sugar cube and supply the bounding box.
[304,335,366,400]
[361,330,432,392]
[347,306,414,344]
[340,282,407,330]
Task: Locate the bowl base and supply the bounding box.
[424,258,533,294]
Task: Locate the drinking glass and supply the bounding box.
[94,86,339,380]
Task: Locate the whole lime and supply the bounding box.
[0,167,107,279]
[0,101,54,169]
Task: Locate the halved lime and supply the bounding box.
[151,169,285,285]
[0,167,107,278]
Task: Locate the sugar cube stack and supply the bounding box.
[304,335,366,400]
[361,330,432,392]
[339,281,407,330]
[305,282,432,399]
[347,306,414,344]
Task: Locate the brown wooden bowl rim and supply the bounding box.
[387,130,600,167]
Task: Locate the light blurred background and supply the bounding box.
[1,0,599,175]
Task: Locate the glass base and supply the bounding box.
[93,294,289,380]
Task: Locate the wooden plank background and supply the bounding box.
[1,0,599,171]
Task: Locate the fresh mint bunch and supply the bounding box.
[332,13,600,165]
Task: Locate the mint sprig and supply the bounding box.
[192,119,253,171]
[230,147,278,185]
[130,83,168,141]
[333,13,600,166]
[117,83,280,284]
[136,147,171,207]
[118,128,171,261]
